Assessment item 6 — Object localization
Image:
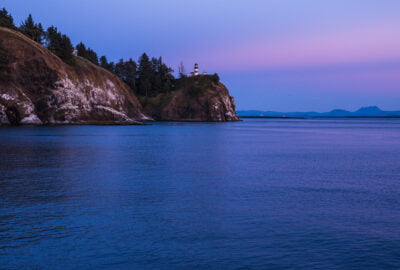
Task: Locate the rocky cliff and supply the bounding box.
[0,27,240,125]
[140,75,240,121]
[0,27,150,125]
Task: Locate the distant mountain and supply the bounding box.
[352,106,385,116]
[237,106,400,118]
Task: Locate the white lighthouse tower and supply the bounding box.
[189,63,206,77]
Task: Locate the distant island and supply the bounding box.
[238,106,400,118]
[0,8,239,125]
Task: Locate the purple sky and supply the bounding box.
[3,0,400,111]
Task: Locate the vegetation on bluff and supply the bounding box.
[139,74,238,122]
[46,26,75,64]
[0,8,222,104]
[1,9,74,63]
[0,8,15,30]
[176,74,220,98]
[0,27,147,125]
[76,42,99,66]
[19,14,45,44]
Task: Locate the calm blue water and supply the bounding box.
[0,119,399,269]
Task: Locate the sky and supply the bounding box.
[2,0,400,111]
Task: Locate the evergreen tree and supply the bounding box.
[20,14,35,37]
[151,57,162,93]
[76,42,87,57]
[35,23,45,44]
[109,58,138,93]
[137,53,153,97]
[100,55,108,68]
[158,58,175,93]
[108,61,115,73]
[85,48,98,65]
[123,58,137,92]
[46,26,74,63]
[149,57,175,94]
[114,59,136,91]
[76,42,99,65]
[100,55,114,72]
[20,14,45,44]
[114,59,125,79]
[0,8,15,28]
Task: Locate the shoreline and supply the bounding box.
[240,116,400,119]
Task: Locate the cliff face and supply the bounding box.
[141,76,240,122]
[0,27,150,125]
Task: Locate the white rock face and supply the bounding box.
[20,114,42,125]
[206,88,239,121]
[45,77,133,123]
[0,89,42,125]
[0,104,10,124]
[0,75,148,125]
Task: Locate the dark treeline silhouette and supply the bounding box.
[46,26,74,64]
[100,53,175,97]
[0,8,219,97]
[20,14,45,44]
[76,42,99,65]
[0,8,16,29]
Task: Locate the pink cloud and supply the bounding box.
[194,21,400,71]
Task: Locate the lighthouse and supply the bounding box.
[189,63,207,77]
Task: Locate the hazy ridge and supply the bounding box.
[238,106,400,118]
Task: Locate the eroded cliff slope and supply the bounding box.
[0,27,149,125]
[140,75,240,122]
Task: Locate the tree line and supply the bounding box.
[0,8,219,97]
[1,8,74,64]
[97,54,175,96]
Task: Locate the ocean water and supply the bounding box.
[0,119,399,269]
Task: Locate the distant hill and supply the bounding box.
[238,106,400,118]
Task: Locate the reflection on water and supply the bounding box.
[0,120,399,269]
